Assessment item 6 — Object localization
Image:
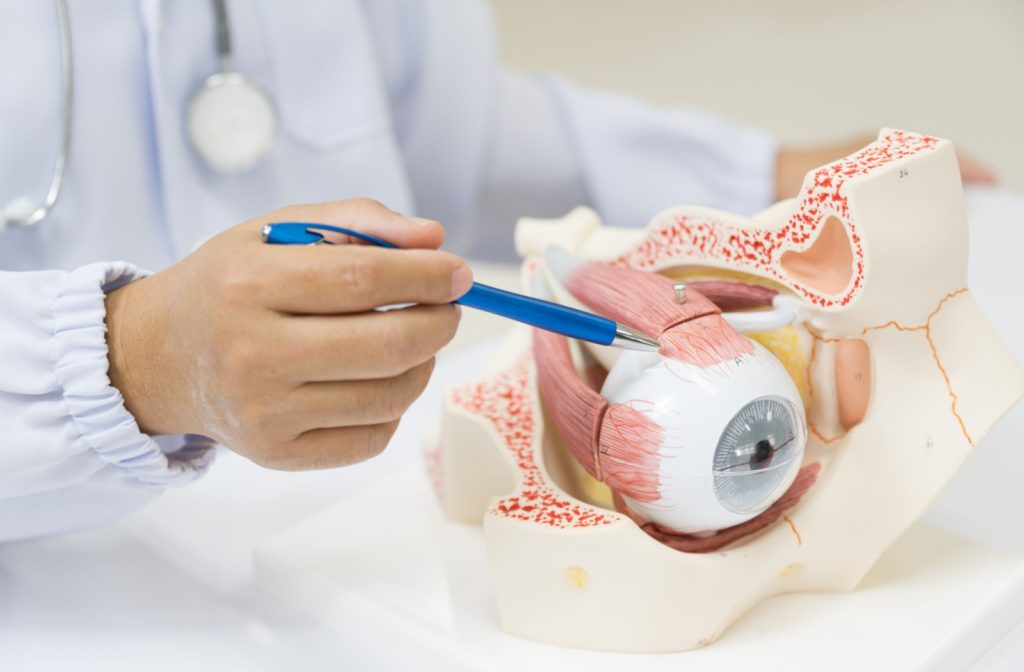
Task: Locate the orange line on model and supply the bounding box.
[809,425,842,445]
[861,320,926,335]
[925,288,973,447]
[928,288,968,322]
[782,514,802,546]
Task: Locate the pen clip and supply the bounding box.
[261,222,398,248]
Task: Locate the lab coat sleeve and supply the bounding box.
[362,0,777,260]
[0,263,215,542]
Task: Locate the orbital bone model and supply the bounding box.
[425,129,1024,652]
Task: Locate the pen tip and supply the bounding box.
[612,324,660,351]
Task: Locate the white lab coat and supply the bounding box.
[0,0,777,542]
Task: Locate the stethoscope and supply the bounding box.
[1,0,278,231]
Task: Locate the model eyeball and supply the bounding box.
[601,343,807,534]
[712,396,805,514]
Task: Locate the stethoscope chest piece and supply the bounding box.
[186,72,276,174]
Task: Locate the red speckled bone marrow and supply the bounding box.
[619,130,940,308]
[449,354,618,528]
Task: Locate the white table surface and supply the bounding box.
[2,187,1024,671]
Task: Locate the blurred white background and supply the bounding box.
[492,0,1024,191]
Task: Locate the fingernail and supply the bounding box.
[451,265,473,299]
[412,217,439,228]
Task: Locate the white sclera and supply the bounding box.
[187,73,277,173]
[601,341,806,534]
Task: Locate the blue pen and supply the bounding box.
[261,222,660,351]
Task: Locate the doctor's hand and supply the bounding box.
[103,199,471,470]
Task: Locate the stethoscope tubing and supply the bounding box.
[4,0,271,229]
[4,0,73,228]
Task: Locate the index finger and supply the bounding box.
[258,199,446,250]
[259,244,474,314]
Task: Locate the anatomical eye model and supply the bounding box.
[534,248,812,542]
[426,129,1024,652]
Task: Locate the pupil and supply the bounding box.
[750,439,774,469]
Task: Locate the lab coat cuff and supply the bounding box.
[51,262,216,487]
